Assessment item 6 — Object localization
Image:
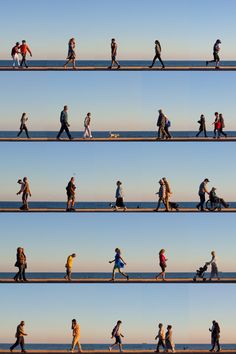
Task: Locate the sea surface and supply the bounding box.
[1,60,236,67]
[0,201,235,209]
[0,131,235,139]
[1,272,236,280]
[0,343,236,350]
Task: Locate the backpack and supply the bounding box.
[167,120,171,128]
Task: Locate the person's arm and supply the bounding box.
[120,333,124,338]
[109,259,115,264]
[27,46,32,56]
[120,256,127,265]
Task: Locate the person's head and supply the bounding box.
[211,251,216,257]
[116,180,122,186]
[16,42,20,46]
[64,105,68,111]
[155,40,159,44]
[71,177,75,183]
[22,40,26,44]
[17,179,22,184]
[200,114,204,118]
[115,248,121,254]
[216,39,221,44]
[23,177,28,183]
[20,321,25,326]
[72,253,76,258]
[17,247,22,253]
[204,178,210,184]
[111,38,116,43]
[87,112,91,117]
[219,113,223,118]
[159,323,163,328]
[162,177,167,182]
[215,112,219,117]
[22,112,26,118]
[159,249,165,255]
[212,320,216,325]
[159,179,163,185]
[117,320,122,325]
[211,187,216,192]
[72,319,77,324]
[167,325,172,330]
[158,109,162,114]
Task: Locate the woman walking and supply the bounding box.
[208,251,220,281]
[165,325,175,353]
[219,114,227,138]
[13,247,27,282]
[156,249,168,281]
[109,248,129,281]
[17,113,30,139]
[64,38,77,70]
[113,181,127,211]
[196,114,207,138]
[83,113,92,139]
[212,113,221,139]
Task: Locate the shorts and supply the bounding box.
[160,263,166,272]
[115,335,122,344]
[213,52,220,61]
[67,194,75,202]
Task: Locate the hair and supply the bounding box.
[211,251,215,256]
[87,112,91,116]
[215,112,219,115]
[159,249,165,255]
[159,323,163,327]
[116,181,122,185]
[22,40,26,43]
[115,248,121,254]
[72,319,76,322]
[71,177,74,181]
[23,177,27,182]
[64,105,68,110]
[117,320,122,324]
[112,38,115,41]
[72,253,76,257]
[21,112,26,118]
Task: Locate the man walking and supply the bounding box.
[57,106,73,140]
[149,40,165,69]
[155,323,166,352]
[109,320,124,352]
[196,114,207,138]
[196,178,210,211]
[209,320,221,352]
[108,38,121,69]
[10,321,28,353]
[219,114,227,138]
[19,40,32,68]
[17,177,32,211]
[155,179,166,212]
[64,253,76,281]
[206,39,221,69]
[163,177,171,212]
[157,110,168,139]
[66,177,76,211]
[69,319,82,352]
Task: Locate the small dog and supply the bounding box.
[109,132,120,138]
[169,202,180,211]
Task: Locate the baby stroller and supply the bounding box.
[193,262,208,281]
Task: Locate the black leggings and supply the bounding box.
[20,54,28,67]
[151,54,165,67]
[17,124,30,138]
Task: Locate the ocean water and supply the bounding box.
[1,272,236,280]
[1,60,236,67]
[0,201,235,210]
[0,343,236,351]
[0,131,235,139]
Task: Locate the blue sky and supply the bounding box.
[0,72,236,131]
[0,284,235,344]
[1,142,235,201]
[1,0,236,60]
[0,213,235,272]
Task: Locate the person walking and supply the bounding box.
[17,113,30,139]
[66,177,76,211]
[57,106,73,140]
[64,38,77,70]
[69,319,82,352]
[164,116,172,139]
[212,112,221,139]
[149,40,165,69]
[108,39,120,69]
[155,179,166,212]
[13,247,27,282]
[206,39,221,69]
[17,177,32,210]
[196,178,210,211]
[156,249,168,281]
[157,110,168,140]
[64,253,76,281]
[196,114,208,138]
[109,248,129,282]
[109,320,124,352]
[219,114,227,138]
[10,321,28,353]
[83,113,92,139]
[165,325,175,353]
[208,251,220,281]
[19,40,32,68]
[113,181,127,211]
[209,321,221,352]
[155,323,166,352]
[11,42,20,68]
[163,177,171,211]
